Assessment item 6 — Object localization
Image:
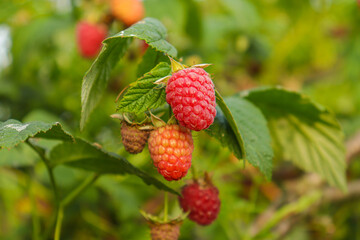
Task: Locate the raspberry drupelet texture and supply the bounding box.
[149,222,181,240]
[148,125,193,181]
[120,122,150,154]
[166,68,216,131]
[179,182,221,225]
[76,21,107,58]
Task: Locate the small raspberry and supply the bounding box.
[111,0,145,26]
[148,125,193,181]
[179,180,221,225]
[166,68,216,131]
[149,222,181,240]
[141,40,149,54]
[121,122,150,154]
[76,21,107,58]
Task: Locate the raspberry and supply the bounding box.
[111,0,145,26]
[76,21,107,58]
[166,68,216,131]
[141,40,149,54]
[149,222,181,240]
[179,180,221,225]
[120,122,150,154]
[148,125,193,181]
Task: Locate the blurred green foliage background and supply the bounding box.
[0,0,360,239]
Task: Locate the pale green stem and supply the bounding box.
[26,140,59,203]
[30,175,40,240]
[164,192,168,222]
[54,174,99,240]
[191,164,198,180]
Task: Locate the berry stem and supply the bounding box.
[191,165,198,181]
[168,104,173,120]
[54,174,99,240]
[164,192,168,222]
[26,140,59,204]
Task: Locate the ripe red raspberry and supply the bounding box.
[120,122,150,154]
[76,21,107,58]
[179,181,221,225]
[148,125,193,181]
[166,68,216,131]
[149,222,181,240]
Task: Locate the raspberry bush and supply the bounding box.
[0,1,354,239]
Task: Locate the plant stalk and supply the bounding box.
[26,140,59,203]
[164,192,168,222]
[54,174,99,240]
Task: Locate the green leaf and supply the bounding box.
[226,96,273,179]
[206,93,273,179]
[117,62,171,113]
[210,91,246,158]
[243,87,346,191]
[81,18,177,130]
[206,106,242,159]
[137,47,170,78]
[0,119,73,150]
[49,138,178,195]
[0,144,39,167]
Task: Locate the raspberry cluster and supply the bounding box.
[148,125,193,181]
[166,68,216,131]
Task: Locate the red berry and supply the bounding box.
[141,40,149,54]
[179,181,220,225]
[148,125,193,181]
[120,122,150,154]
[111,0,145,26]
[76,21,107,58]
[166,68,216,131]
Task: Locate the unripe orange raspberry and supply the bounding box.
[111,0,145,26]
[148,125,193,181]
